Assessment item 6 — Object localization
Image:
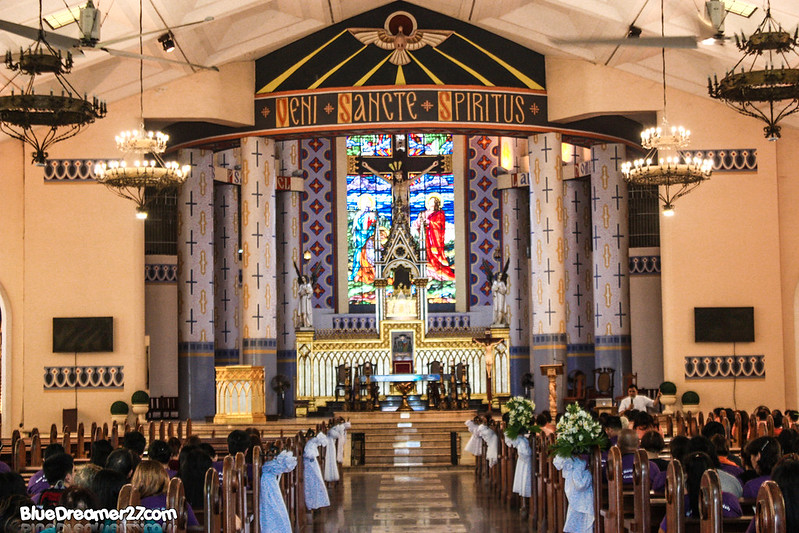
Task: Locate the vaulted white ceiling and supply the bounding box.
[1,0,797,126]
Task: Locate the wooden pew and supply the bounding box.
[222,455,244,532]
[166,476,189,533]
[12,437,26,473]
[755,480,786,533]
[590,446,604,533]
[665,460,685,533]
[117,483,142,533]
[30,432,42,466]
[50,423,58,446]
[62,427,71,456]
[251,444,262,533]
[623,449,651,533]
[203,467,222,533]
[76,422,86,459]
[601,446,624,533]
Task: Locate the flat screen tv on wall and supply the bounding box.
[53,317,114,353]
[694,307,754,343]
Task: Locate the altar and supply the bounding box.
[361,373,443,411]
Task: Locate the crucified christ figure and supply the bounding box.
[360,159,440,222]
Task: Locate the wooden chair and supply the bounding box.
[755,480,786,533]
[589,367,616,404]
[427,360,444,409]
[563,369,587,407]
[334,363,351,401]
[455,362,471,407]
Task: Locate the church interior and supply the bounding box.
[1,0,799,530]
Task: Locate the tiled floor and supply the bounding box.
[305,469,530,532]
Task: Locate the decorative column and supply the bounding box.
[177,149,215,420]
[241,136,278,415]
[528,133,568,413]
[213,183,240,366]
[276,139,302,417]
[590,143,631,397]
[501,187,531,397]
[565,178,595,376]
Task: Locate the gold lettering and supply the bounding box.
[515,95,525,123]
[368,93,380,121]
[289,97,300,125]
[472,93,483,122]
[492,93,502,123]
[393,92,405,121]
[406,92,417,119]
[353,94,366,122]
[454,92,466,121]
[503,94,514,123]
[301,96,313,125]
[381,93,394,121]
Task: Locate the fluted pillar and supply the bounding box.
[241,136,278,415]
[177,149,215,420]
[565,178,595,376]
[528,133,567,412]
[276,139,301,416]
[501,187,531,397]
[590,143,631,397]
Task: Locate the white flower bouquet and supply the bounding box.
[504,396,540,439]
[551,403,608,458]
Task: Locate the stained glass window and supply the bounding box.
[346,133,455,308]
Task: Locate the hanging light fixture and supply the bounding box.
[0,0,106,165]
[708,2,799,140]
[94,0,189,219]
[622,0,713,216]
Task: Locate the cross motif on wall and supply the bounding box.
[571,221,582,244]
[574,283,584,306]
[573,251,583,275]
[589,149,599,173]
[251,222,263,249]
[595,302,603,328]
[612,224,624,248]
[543,217,554,244]
[544,298,556,325]
[220,194,230,218]
[185,269,197,295]
[186,230,198,256]
[252,304,263,331]
[222,321,231,343]
[218,153,229,169]
[575,315,584,337]
[252,181,263,209]
[614,262,625,288]
[610,145,622,170]
[186,308,197,334]
[543,175,553,203]
[220,226,230,250]
[541,136,552,162]
[221,288,231,311]
[591,186,600,212]
[252,262,263,290]
[251,141,263,167]
[615,301,627,328]
[592,225,600,251]
[186,191,198,217]
[612,185,623,210]
[593,264,601,290]
[544,258,555,284]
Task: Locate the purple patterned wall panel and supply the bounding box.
[467,135,501,307]
[301,138,335,309]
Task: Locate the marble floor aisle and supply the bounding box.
[305,468,530,533]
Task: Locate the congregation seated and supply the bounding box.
[642,430,669,472]
[608,429,665,491]
[535,411,556,435]
[178,444,214,511]
[777,427,799,454]
[213,429,254,482]
[745,455,799,532]
[35,453,74,507]
[687,435,742,497]
[148,438,177,477]
[90,439,113,468]
[601,415,622,446]
[27,443,66,498]
[658,452,743,533]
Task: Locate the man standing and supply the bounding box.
[618,384,661,414]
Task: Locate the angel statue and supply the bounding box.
[294,261,320,329]
[484,256,510,326]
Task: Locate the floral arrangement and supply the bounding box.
[504,396,540,439]
[550,403,608,458]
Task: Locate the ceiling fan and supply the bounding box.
[550,0,732,50]
[0,0,218,71]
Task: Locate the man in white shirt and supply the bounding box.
[618,384,661,414]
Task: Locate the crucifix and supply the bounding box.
[472,328,504,414]
[356,140,445,224]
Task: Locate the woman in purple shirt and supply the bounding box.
[741,436,781,499]
[131,459,198,527]
[658,452,743,533]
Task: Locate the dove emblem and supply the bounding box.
[349,11,453,66]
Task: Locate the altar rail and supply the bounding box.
[295,324,509,409]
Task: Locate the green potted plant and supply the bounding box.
[681,390,701,414]
[110,400,129,425]
[130,390,150,423]
[659,381,678,415]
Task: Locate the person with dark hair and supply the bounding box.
[658,452,742,533]
[178,446,214,511]
[106,448,135,479]
[771,458,799,530]
[35,453,74,508]
[91,469,127,510]
[742,436,782,499]
[90,439,113,468]
[27,443,66,497]
[603,415,623,446]
[702,421,743,468]
[688,436,742,497]
[0,494,34,533]
[641,430,669,471]
[536,411,556,435]
[778,428,799,455]
[148,439,176,477]
[632,412,655,439]
[669,435,690,465]
[611,429,664,491]
[71,463,102,491]
[710,434,743,478]
[133,460,199,527]
[772,410,784,437]
[0,472,27,499]
[123,431,147,458]
[168,436,181,471]
[38,486,100,533]
[199,442,218,461]
[618,384,660,414]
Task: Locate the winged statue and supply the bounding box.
[348,25,453,66]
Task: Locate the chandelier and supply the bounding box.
[0,0,106,165]
[622,0,712,216]
[708,2,799,140]
[94,0,189,219]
